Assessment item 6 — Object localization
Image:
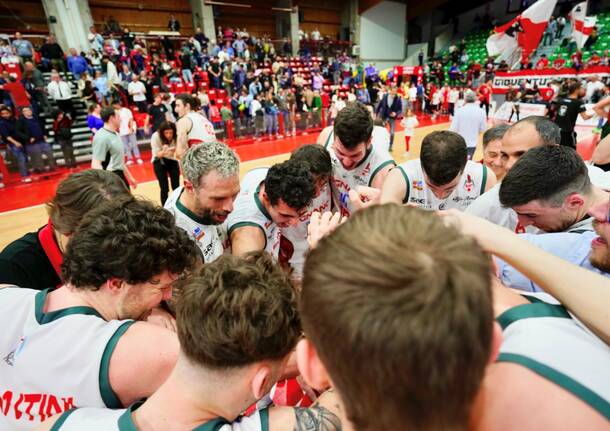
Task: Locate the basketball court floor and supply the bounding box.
[0,117,598,250]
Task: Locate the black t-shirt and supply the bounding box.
[0,229,60,291]
[149,104,168,132]
[553,98,586,133]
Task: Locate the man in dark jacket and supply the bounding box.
[376,85,402,151]
[40,35,66,74]
[15,106,56,172]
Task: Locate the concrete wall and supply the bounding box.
[404,42,427,66]
[359,1,406,63]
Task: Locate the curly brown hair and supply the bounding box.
[62,198,199,289]
[176,251,301,369]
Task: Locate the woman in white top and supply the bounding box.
[400,108,419,155]
[151,121,180,205]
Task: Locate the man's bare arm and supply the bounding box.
[269,389,343,431]
[230,226,267,256]
[175,116,192,160]
[380,168,407,204]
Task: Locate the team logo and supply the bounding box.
[193,227,206,241]
[464,174,474,193]
[4,337,27,366]
[412,180,424,191]
[204,122,215,135]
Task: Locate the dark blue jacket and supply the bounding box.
[376,94,402,120]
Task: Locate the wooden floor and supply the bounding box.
[0,122,458,249]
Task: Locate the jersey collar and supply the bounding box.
[34,288,103,324]
[118,400,230,431]
[176,188,212,225]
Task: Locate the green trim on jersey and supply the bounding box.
[496,302,571,331]
[497,353,610,421]
[228,222,268,250]
[175,188,210,225]
[480,165,488,195]
[324,130,333,149]
[397,166,411,204]
[35,289,103,324]
[259,407,270,431]
[99,320,136,408]
[254,182,272,221]
[368,160,396,187]
[49,409,76,431]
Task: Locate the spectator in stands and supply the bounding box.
[81,78,96,107]
[91,106,137,188]
[113,101,142,165]
[11,32,34,65]
[87,49,102,72]
[543,17,556,46]
[0,39,18,64]
[24,62,50,115]
[128,74,147,113]
[93,69,110,106]
[263,90,280,138]
[449,90,486,159]
[40,35,66,74]
[194,27,209,53]
[67,48,88,79]
[376,85,402,151]
[168,14,181,32]
[87,103,104,135]
[15,106,56,172]
[232,36,247,58]
[52,109,76,168]
[536,54,550,70]
[104,16,122,34]
[46,72,74,119]
[208,58,222,89]
[101,55,121,100]
[571,50,583,71]
[4,75,31,112]
[150,121,179,205]
[556,15,566,39]
[87,26,104,52]
[0,106,30,182]
[552,80,593,148]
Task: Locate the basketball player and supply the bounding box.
[0,170,130,291]
[0,199,198,430]
[316,102,395,217]
[300,205,610,431]
[174,93,216,160]
[380,130,496,210]
[466,116,609,233]
[282,144,333,277]
[164,143,240,263]
[227,160,316,258]
[34,252,342,431]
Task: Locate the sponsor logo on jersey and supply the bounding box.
[361,162,371,177]
[464,174,474,193]
[412,180,424,191]
[0,390,75,423]
[193,227,206,241]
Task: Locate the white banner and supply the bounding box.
[493,102,600,126]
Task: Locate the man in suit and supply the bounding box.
[376,85,402,151]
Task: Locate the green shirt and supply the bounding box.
[92,128,125,172]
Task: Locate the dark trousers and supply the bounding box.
[56,137,76,167]
[560,131,576,149]
[153,158,180,205]
[112,169,129,188]
[56,99,75,119]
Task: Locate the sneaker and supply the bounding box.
[22,177,32,183]
[137,159,144,165]
[126,160,134,166]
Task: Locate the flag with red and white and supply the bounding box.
[570,2,597,49]
[487,0,557,63]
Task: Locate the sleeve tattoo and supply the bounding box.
[294,405,342,431]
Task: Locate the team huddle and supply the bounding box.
[1,100,610,431]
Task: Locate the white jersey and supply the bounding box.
[281,182,333,277]
[164,186,227,263]
[185,112,216,147]
[52,400,270,430]
[397,159,489,211]
[0,287,133,430]
[466,165,608,234]
[497,292,610,421]
[227,168,280,259]
[324,130,395,217]
[371,125,391,154]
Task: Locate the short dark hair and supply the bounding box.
[62,199,199,289]
[101,107,117,123]
[264,160,316,211]
[482,124,509,149]
[420,131,467,185]
[333,102,373,150]
[512,116,561,146]
[499,146,591,208]
[47,170,130,235]
[176,252,300,369]
[302,204,493,430]
[175,93,198,111]
[289,144,332,179]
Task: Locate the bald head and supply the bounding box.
[501,116,560,172]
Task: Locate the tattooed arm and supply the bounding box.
[268,389,343,431]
